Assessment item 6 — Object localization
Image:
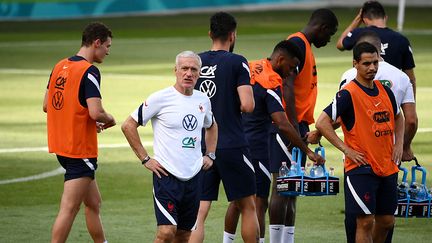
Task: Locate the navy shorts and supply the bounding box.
[344,166,398,216]
[200,147,256,202]
[56,155,97,181]
[253,158,272,198]
[153,172,201,231]
[268,122,309,173]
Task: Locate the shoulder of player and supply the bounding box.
[378,62,410,82]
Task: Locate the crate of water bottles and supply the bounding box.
[277,146,339,196]
[395,158,432,218]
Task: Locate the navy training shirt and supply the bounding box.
[196,50,251,149]
[243,82,284,160]
[342,26,415,70]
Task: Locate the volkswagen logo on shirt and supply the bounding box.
[199,80,217,98]
[183,114,198,131]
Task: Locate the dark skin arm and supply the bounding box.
[271,111,325,164]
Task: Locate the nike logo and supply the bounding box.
[229,237,234,240]
[374,102,381,107]
[62,65,68,69]
[271,227,281,230]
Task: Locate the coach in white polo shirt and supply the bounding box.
[122,50,218,242]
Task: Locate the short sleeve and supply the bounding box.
[236,55,251,87]
[203,99,214,128]
[131,93,161,126]
[265,87,285,115]
[401,37,416,70]
[342,28,363,50]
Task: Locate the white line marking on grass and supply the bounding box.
[0,167,65,185]
[0,142,153,154]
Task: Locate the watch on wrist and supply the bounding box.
[142,155,151,165]
[205,152,216,161]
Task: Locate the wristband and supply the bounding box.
[142,155,151,165]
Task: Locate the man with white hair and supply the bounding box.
[122,51,218,242]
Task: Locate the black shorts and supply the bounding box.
[56,155,97,181]
[153,172,201,231]
[200,147,256,202]
[344,166,398,216]
[253,158,271,198]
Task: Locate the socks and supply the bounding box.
[282,226,295,243]
[260,238,265,243]
[223,231,236,243]
[269,224,284,243]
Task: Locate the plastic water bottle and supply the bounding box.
[289,161,298,176]
[397,182,409,199]
[305,162,312,176]
[313,165,324,177]
[329,167,335,177]
[279,161,290,177]
[301,166,306,176]
[409,182,420,200]
[417,184,428,200]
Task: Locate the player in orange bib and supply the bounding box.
[43,22,115,243]
[268,9,338,243]
[316,42,403,243]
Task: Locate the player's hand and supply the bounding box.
[144,158,168,178]
[202,156,213,171]
[344,147,368,166]
[306,150,326,165]
[305,130,322,144]
[392,143,403,165]
[103,114,116,130]
[402,146,415,162]
[96,122,105,133]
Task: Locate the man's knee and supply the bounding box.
[156,226,177,242]
[376,215,395,230]
[357,215,374,231]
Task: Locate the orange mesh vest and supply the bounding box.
[47,58,98,158]
[249,59,286,108]
[287,32,317,124]
[341,80,398,177]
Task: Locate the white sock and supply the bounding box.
[269,224,284,243]
[103,241,108,243]
[260,237,265,243]
[282,226,295,243]
[223,231,236,243]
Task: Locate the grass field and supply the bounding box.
[1,6,432,242]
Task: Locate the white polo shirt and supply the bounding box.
[131,86,213,181]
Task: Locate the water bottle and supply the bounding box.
[409,182,420,200]
[417,184,428,200]
[314,165,324,177]
[301,166,306,176]
[397,182,409,199]
[279,161,290,177]
[310,164,316,177]
[289,161,298,176]
[329,167,335,177]
[305,162,312,176]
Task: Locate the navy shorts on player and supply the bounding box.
[269,132,292,173]
[200,147,256,202]
[153,172,201,231]
[344,165,398,216]
[56,155,97,181]
[253,158,272,198]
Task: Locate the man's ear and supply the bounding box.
[94,39,101,48]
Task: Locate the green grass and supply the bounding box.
[1,7,432,242]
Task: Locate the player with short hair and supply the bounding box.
[316,42,404,243]
[340,30,417,243]
[268,8,338,243]
[224,40,326,243]
[43,22,116,243]
[122,50,218,243]
[336,0,417,98]
[188,12,259,243]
